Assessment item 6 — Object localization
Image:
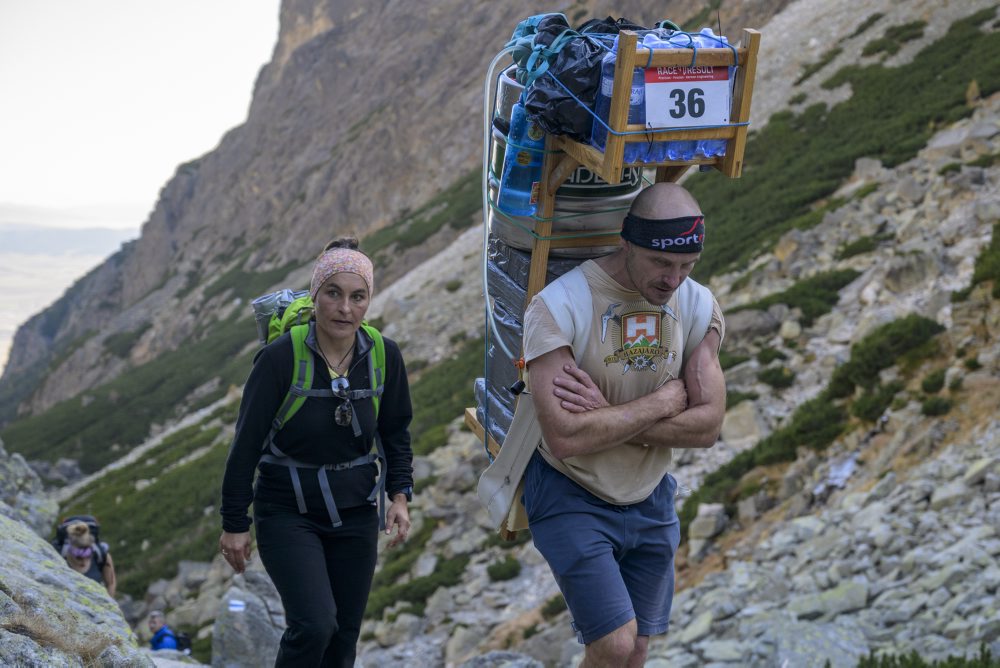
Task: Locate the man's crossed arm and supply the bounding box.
[528,330,725,460]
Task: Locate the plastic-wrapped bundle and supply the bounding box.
[475,378,515,448]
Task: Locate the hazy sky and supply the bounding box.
[0,1,280,229]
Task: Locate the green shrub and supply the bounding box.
[758,366,795,389]
[726,391,758,407]
[796,47,842,85]
[685,9,1000,281]
[541,594,568,619]
[444,279,462,292]
[828,315,945,398]
[921,396,952,417]
[202,259,298,301]
[862,21,926,58]
[938,162,963,175]
[487,555,522,582]
[921,369,946,394]
[851,381,903,422]
[964,356,982,371]
[969,222,1000,298]
[789,92,807,105]
[484,528,532,549]
[364,169,481,260]
[365,553,470,619]
[103,323,152,358]
[837,233,894,260]
[849,13,884,39]
[854,643,998,667]
[734,269,860,326]
[370,520,436,593]
[969,152,1000,169]
[757,348,787,364]
[408,337,484,456]
[718,350,750,370]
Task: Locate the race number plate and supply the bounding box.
[644,66,730,129]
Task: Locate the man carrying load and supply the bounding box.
[521,182,727,666]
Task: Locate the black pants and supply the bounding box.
[254,502,378,667]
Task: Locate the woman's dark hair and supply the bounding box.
[323,237,360,252]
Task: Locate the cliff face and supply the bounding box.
[0,0,789,421]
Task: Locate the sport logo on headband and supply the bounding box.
[650,216,704,249]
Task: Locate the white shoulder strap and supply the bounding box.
[536,266,593,355]
[677,278,715,363]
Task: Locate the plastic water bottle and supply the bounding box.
[497,101,545,216]
[691,27,731,159]
[591,50,666,164]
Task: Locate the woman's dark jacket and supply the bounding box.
[220,323,413,533]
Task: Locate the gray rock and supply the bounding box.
[210,585,282,668]
[0,513,151,666]
[457,650,544,668]
[788,580,869,620]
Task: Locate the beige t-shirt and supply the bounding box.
[523,260,725,505]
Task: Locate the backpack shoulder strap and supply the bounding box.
[360,323,385,418]
[262,323,315,452]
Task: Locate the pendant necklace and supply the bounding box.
[319,344,352,375]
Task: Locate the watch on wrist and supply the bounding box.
[394,486,413,502]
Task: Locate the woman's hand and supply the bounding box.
[384,494,411,548]
[219,531,253,574]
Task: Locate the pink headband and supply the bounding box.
[310,248,374,299]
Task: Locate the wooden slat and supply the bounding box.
[656,165,691,182]
[464,407,501,458]
[602,30,638,185]
[555,136,608,180]
[524,133,560,306]
[640,47,748,68]
[547,153,580,196]
[622,125,738,142]
[720,29,761,177]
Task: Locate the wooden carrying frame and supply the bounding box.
[523,28,761,305]
[468,28,761,536]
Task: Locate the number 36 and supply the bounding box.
[669,88,705,118]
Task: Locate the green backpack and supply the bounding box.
[251,289,387,528]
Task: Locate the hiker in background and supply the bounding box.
[522,182,726,666]
[53,515,117,598]
[147,610,178,651]
[219,237,414,667]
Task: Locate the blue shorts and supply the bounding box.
[522,452,681,644]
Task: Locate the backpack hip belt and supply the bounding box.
[259,450,381,527]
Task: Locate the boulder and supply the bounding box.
[0,513,151,666]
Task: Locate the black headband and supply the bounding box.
[621,213,705,252]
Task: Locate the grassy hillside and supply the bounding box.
[0,314,254,472]
[687,7,1000,280]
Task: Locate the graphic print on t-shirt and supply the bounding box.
[601,300,677,374]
